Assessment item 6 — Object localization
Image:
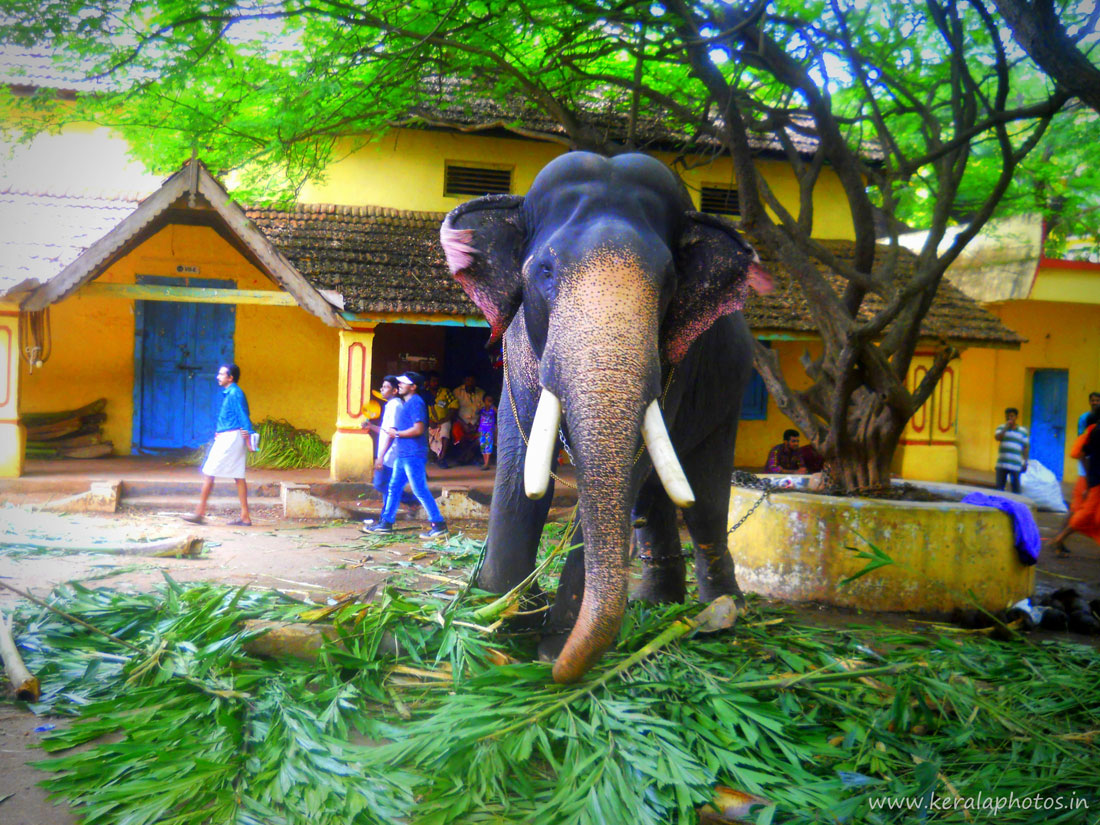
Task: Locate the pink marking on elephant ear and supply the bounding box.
[662,281,753,365]
[747,261,774,294]
[453,271,509,345]
[439,224,477,274]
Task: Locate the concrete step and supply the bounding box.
[121,495,283,514]
[120,479,281,498]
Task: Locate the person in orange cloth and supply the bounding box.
[1048,411,1100,556]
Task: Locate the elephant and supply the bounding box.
[439,151,772,683]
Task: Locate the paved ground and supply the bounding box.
[0,459,1096,825]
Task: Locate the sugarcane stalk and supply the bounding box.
[0,534,203,557]
[0,609,40,702]
[240,620,400,662]
[491,597,735,739]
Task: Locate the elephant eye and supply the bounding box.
[539,262,553,280]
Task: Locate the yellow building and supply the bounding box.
[1,56,1022,481]
[942,215,1100,482]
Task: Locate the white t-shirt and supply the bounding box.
[380,397,403,468]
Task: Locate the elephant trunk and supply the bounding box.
[551,371,647,684]
[538,245,667,683]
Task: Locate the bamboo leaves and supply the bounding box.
[6,571,1100,824]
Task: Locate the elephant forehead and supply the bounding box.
[555,246,660,312]
[528,154,688,219]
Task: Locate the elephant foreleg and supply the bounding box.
[680,425,743,604]
[478,317,554,595]
[631,479,687,603]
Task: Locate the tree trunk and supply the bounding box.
[821,392,905,492]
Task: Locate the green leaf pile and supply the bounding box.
[182,418,331,470]
[10,576,1100,824]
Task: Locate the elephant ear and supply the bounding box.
[440,195,526,345]
[663,211,774,364]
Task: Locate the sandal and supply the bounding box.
[180,513,205,525]
[226,518,253,527]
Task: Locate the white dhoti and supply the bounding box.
[201,430,247,479]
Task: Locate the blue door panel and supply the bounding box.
[137,277,235,451]
[1030,369,1068,480]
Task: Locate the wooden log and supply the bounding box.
[22,398,107,427]
[0,610,40,702]
[241,620,400,662]
[27,431,104,449]
[0,534,203,557]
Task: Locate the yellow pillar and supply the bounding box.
[892,351,960,483]
[0,308,25,477]
[330,326,376,481]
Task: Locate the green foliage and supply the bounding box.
[10,572,1100,824]
[839,532,897,586]
[247,418,330,470]
[2,0,1094,237]
[184,418,330,469]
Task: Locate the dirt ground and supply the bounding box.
[1,503,1097,825]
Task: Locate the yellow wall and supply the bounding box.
[957,299,1100,478]
[734,338,818,467]
[1029,263,1100,304]
[302,128,856,240]
[22,224,338,454]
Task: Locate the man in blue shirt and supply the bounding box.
[183,363,255,526]
[366,372,449,538]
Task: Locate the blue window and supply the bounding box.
[740,340,769,420]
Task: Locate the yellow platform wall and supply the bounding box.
[21,224,338,454]
[957,298,1100,479]
[729,485,1034,612]
[302,129,857,241]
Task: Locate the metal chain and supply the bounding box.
[501,338,677,490]
[726,470,780,537]
[635,472,781,563]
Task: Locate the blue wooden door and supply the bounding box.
[137,278,235,450]
[1030,369,1068,480]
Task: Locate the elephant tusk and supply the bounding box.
[524,389,562,500]
[642,401,695,508]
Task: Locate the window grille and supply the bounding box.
[701,185,740,217]
[445,164,512,197]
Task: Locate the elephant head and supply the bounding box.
[441,152,770,682]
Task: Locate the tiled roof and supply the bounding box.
[0,189,1020,345]
[247,201,1020,345]
[0,50,119,93]
[747,239,1024,345]
[245,204,470,316]
[0,188,142,295]
[408,88,839,158]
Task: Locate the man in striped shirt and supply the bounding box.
[994,407,1029,494]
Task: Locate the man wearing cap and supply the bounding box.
[366,372,449,538]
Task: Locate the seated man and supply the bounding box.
[765,429,808,474]
[424,372,458,468]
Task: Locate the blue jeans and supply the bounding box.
[995,467,1021,494]
[373,464,418,508]
[380,452,444,525]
